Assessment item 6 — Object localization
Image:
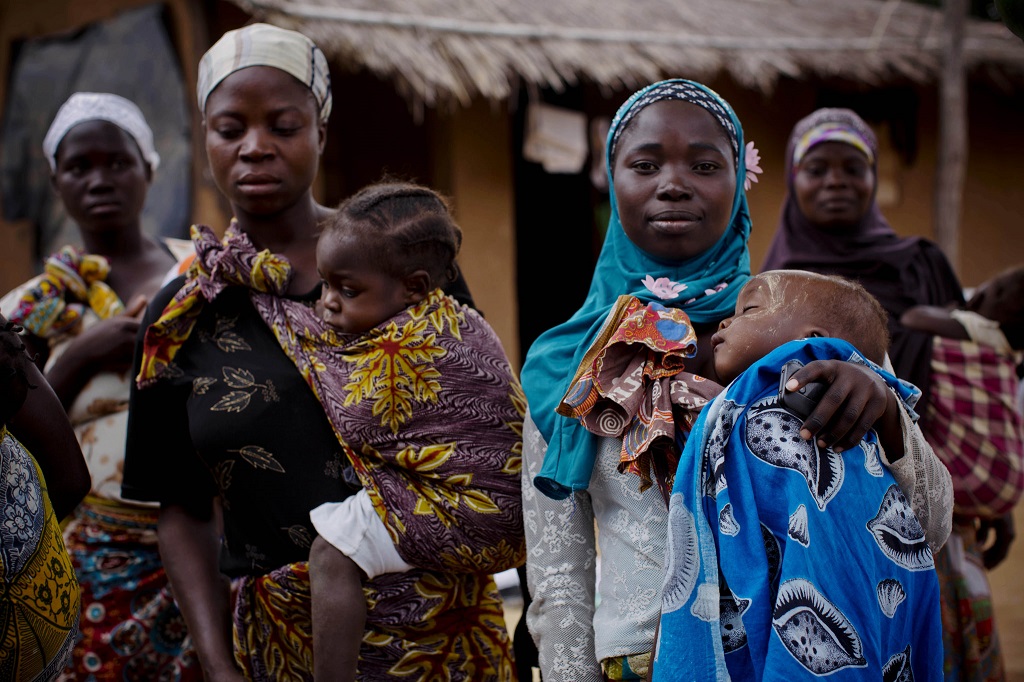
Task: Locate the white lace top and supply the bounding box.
[522,407,952,681]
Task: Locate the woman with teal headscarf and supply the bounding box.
[519,80,953,681]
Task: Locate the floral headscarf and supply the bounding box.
[521,79,753,499]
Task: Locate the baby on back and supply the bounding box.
[655,270,944,680]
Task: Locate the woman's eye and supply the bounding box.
[694,162,719,173]
[273,126,299,136]
[632,161,657,172]
[216,128,243,139]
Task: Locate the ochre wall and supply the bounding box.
[433,100,519,365]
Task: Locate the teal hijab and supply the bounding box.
[521,79,753,499]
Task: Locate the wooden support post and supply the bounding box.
[935,0,968,269]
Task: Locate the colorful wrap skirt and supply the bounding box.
[231,562,516,681]
[58,498,200,681]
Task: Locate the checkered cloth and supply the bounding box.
[920,337,1024,518]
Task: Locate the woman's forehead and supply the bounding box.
[57,120,140,158]
[617,101,732,155]
[205,65,317,114]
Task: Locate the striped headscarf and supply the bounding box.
[197,23,332,121]
[522,79,753,499]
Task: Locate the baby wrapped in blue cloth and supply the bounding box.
[654,270,944,680]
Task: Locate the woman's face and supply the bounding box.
[52,120,150,235]
[612,100,736,263]
[792,141,875,230]
[204,66,327,218]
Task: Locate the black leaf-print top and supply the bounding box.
[123,279,354,577]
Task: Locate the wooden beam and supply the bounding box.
[935,0,967,269]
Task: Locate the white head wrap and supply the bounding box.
[197,23,332,122]
[43,92,160,173]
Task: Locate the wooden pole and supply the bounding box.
[935,0,968,269]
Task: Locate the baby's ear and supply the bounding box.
[403,270,432,304]
[805,326,830,340]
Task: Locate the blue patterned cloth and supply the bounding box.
[654,338,943,680]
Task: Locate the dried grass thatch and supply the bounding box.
[231,0,1024,108]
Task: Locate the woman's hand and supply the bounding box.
[978,513,1016,570]
[46,295,147,408]
[785,360,904,459]
[72,295,148,372]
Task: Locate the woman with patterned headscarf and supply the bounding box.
[0,92,199,680]
[121,23,512,681]
[520,83,954,681]
[763,108,1007,681]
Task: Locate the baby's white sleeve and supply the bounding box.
[310,489,414,579]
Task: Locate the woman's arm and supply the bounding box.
[159,500,245,682]
[521,413,602,681]
[899,305,969,340]
[45,296,147,410]
[8,360,90,518]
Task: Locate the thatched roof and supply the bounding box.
[232,0,1024,108]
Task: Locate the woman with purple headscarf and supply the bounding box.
[762,108,964,407]
[763,108,1006,681]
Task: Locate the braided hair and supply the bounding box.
[324,181,462,287]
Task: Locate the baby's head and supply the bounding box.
[316,181,462,334]
[712,270,889,384]
[965,264,1024,349]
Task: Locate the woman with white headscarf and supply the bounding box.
[0,92,199,680]
[121,24,513,681]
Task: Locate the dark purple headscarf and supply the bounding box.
[762,108,964,406]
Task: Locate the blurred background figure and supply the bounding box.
[1,93,199,681]
[902,264,1024,681]
[763,107,1016,681]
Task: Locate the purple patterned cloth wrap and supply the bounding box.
[268,289,526,575]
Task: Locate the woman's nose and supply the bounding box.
[657,169,692,200]
[240,128,272,161]
[85,168,114,193]
[823,166,847,187]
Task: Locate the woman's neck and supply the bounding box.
[233,196,334,295]
[80,226,174,302]
[81,223,145,259]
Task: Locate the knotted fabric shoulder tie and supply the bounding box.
[136,222,292,387]
[8,246,123,338]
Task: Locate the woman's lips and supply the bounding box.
[649,210,700,234]
[86,200,122,215]
[237,173,281,195]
